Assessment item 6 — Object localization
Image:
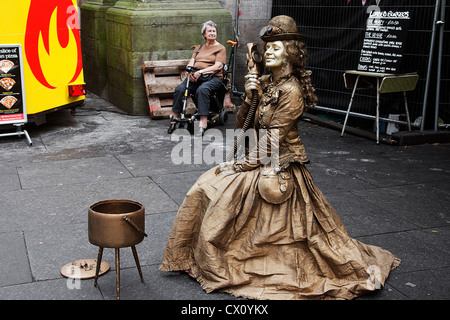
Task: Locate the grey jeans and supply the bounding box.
[172,76,223,116]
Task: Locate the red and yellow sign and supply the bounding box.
[1,0,84,117]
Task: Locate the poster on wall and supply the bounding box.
[0,44,27,125]
[357,10,410,73]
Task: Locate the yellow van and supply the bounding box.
[1,0,85,125]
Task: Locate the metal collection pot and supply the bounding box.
[88,199,147,300]
[88,199,146,248]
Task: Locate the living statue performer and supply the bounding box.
[160,15,400,300]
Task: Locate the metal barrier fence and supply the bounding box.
[272,0,449,131]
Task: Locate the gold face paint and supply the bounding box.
[264,41,286,70]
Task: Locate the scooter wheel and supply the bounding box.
[168,122,177,134]
[187,121,195,135]
[219,110,228,126]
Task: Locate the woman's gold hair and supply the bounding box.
[282,39,317,107]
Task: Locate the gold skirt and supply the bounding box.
[159,163,400,300]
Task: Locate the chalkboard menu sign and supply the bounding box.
[0,44,27,125]
[357,10,410,74]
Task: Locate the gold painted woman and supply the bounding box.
[160,15,399,300]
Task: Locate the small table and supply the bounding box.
[342,70,419,144]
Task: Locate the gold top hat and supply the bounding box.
[260,15,304,42]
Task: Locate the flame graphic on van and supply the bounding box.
[24,0,82,89]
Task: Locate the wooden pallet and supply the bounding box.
[142,59,196,119]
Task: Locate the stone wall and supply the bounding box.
[80,0,115,100]
[217,0,273,94]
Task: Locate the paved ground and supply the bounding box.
[0,92,449,304]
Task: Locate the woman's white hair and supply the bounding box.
[201,20,218,39]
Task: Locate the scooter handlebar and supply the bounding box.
[185,66,200,72]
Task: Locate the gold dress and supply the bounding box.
[159,74,400,300]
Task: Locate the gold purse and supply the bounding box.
[258,164,293,204]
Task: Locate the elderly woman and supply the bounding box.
[169,20,226,135]
[160,15,400,300]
